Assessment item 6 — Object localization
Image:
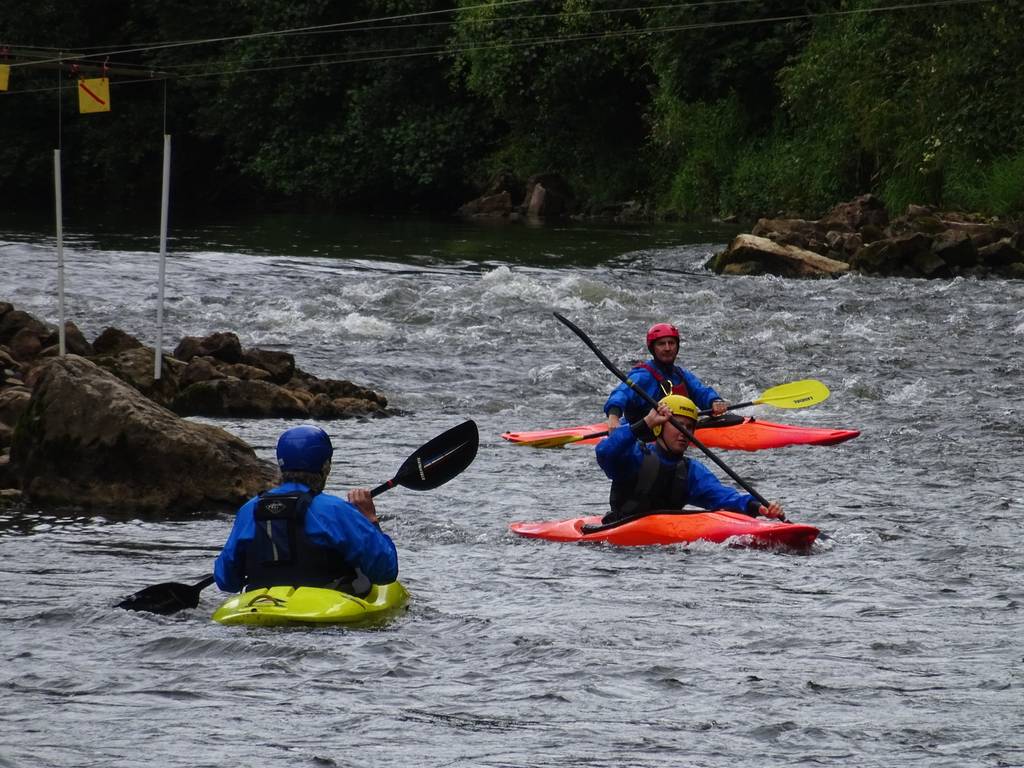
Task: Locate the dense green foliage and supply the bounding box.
[770,0,1024,217]
[449,0,652,203]
[1,0,1020,219]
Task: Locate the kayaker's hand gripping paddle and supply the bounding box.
[118,420,479,616]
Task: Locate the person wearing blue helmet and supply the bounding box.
[214,425,398,596]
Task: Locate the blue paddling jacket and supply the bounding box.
[603,360,722,425]
[214,481,398,593]
[595,421,760,522]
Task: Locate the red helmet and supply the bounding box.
[646,323,679,350]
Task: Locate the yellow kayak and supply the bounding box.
[212,582,409,627]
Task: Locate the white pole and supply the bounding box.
[54,149,66,356]
[155,133,171,380]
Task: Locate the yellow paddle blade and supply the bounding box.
[753,379,830,408]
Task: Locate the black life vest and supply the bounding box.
[243,490,358,590]
[606,450,691,524]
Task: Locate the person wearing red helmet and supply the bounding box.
[603,322,729,429]
[214,425,397,597]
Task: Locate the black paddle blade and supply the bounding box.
[375,420,479,495]
[117,575,215,615]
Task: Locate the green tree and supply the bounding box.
[644,0,825,217]
[449,0,652,203]
[195,0,493,211]
[777,0,1024,214]
[2,0,1021,219]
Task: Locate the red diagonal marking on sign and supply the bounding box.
[78,81,106,105]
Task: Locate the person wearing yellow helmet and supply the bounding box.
[604,322,729,429]
[595,394,784,525]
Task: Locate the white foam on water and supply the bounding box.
[884,378,934,405]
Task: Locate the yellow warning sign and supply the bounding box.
[0,65,9,92]
[78,77,110,113]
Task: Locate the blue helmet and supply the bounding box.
[276,426,333,473]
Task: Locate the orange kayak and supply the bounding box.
[501,416,859,451]
[510,510,819,550]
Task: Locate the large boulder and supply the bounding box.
[728,197,1023,278]
[0,309,391,421]
[0,310,51,347]
[180,356,228,388]
[41,321,94,357]
[0,388,31,430]
[9,355,278,513]
[848,232,938,277]
[931,229,978,270]
[456,170,526,219]
[751,217,826,251]
[173,331,243,364]
[458,191,515,218]
[978,237,1023,270]
[171,378,311,418]
[92,327,144,355]
[711,234,851,278]
[818,194,890,232]
[0,347,20,376]
[92,346,185,407]
[241,349,295,384]
[8,327,44,362]
[525,173,575,218]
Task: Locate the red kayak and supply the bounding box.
[510,510,819,550]
[501,416,859,451]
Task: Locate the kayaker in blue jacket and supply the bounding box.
[214,425,398,596]
[605,322,729,428]
[596,394,784,525]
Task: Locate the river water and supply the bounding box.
[0,214,1021,768]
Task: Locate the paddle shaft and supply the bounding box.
[194,575,216,590]
[369,471,433,497]
[725,399,758,411]
[370,480,396,497]
[553,312,771,508]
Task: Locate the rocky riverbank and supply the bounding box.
[0,302,391,512]
[706,196,1023,280]
[459,178,1023,280]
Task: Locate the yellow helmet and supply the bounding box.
[652,394,699,437]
